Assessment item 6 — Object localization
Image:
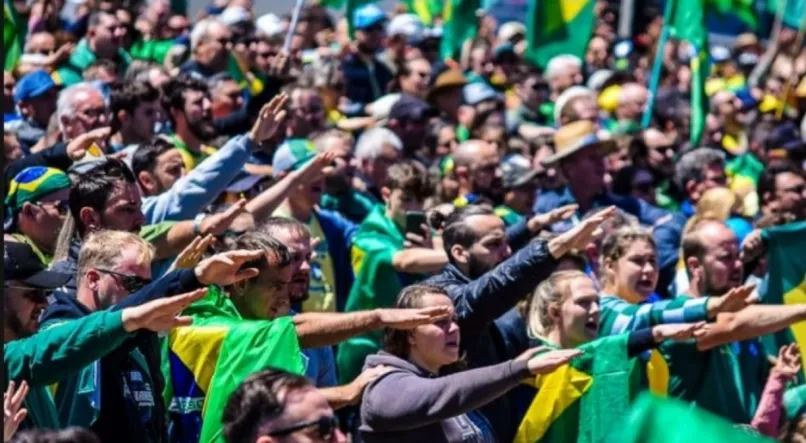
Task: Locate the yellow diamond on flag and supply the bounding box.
[545,0,589,35]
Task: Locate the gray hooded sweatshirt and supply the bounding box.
[359,351,531,443]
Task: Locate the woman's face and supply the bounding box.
[436,125,457,157]
[555,277,600,347]
[609,239,658,303]
[409,294,460,370]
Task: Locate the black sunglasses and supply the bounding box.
[268,415,339,440]
[96,269,152,293]
[4,285,49,304]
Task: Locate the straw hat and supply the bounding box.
[428,69,468,101]
[543,120,617,165]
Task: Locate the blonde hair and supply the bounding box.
[599,226,656,286]
[525,270,591,339]
[696,186,742,221]
[77,230,154,286]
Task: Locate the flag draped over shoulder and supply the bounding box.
[4,1,22,71]
[439,0,480,60]
[620,393,774,443]
[162,286,304,443]
[760,221,806,377]
[767,0,806,29]
[524,0,596,69]
[514,334,642,443]
[668,0,710,146]
[337,205,407,384]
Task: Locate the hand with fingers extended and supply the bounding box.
[249,93,289,143]
[168,234,216,273]
[376,306,453,330]
[4,380,29,441]
[652,322,710,343]
[404,225,434,249]
[772,344,801,380]
[740,229,766,263]
[297,148,340,183]
[194,249,263,286]
[707,284,758,318]
[527,204,578,234]
[519,347,584,375]
[66,127,112,161]
[547,206,617,258]
[199,199,249,236]
[346,365,393,405]
[120,288,208,332]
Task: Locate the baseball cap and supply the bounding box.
[272,139,317,178]
[389,94,436,122]
[387,13,424,45]
[497,22,526,43]
[463,82,501,106]
[226,171,269,194]
[370,93,402,125]
[492,43,517,62]
[501,154,540,189]
[353,4,387,30]
[14,70,57,103]
[4,242,71,288]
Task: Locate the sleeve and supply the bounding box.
[505,218,532,253]
[447,240,558,331]
[111,269,201,310]
[626,328,658,358]
[4,311,130,387]
[361,360,530,431]
[652,215,685,298]
[4,143,71,188]
[141,135,253,223]
[600,297,709,336]
[750,370,789,437]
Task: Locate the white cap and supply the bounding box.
[256,13,284,37]
[587,69,613,91]
[554,86,593,124]
[387,13,424,45]
[369,93,402,125]
[497,22,526,43]
[219,6,250,25]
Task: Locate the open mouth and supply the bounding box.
[584,319,599,336]
[636,279,655,292]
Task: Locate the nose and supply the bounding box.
[589,300,600,316]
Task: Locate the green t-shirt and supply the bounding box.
[494,205,524,227]
[320,190,377,225]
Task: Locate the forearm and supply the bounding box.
[697,305,806,350]
[320,384,361,410]
[246,169,306,221]
[293,311,381,348]
[392,249,448,274]
[626,329,659,358]
[751,370,790,437]
[152,221,195,260]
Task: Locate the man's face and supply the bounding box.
[364,144,401,187]
[21,88,58,126]
[63,89,109,140]
[433,87,463,118]
[91,245,152,309]
[3,71,15,111]
[212,80,244,118]
[289,92,325,139]
[26,32,56,55]
[643,129,676,176]
[196,22,232,69]
[100,181,145,233]
[691,162,728,202]
[252,41,278,74]
[774,171,806,219]
[469,142,501,197]
[462,215,511,279]
[21,188,69,249]
[269,229,312,304]
[234,258,294,320]
[572,96,600,123]
[516,76,550,110]
[400,59,431,99]
[560,147,607,196]
[182,89,216,141]
[153,148,186,192]
[586,37,608,67]
[470,48,494,79]
[266,386,346,443]
[4,281,49,339]
[551,64,583,96]
[355,24,385,53]
[128,100,161,142]
[699,224,743,295]
[90,14,124,58]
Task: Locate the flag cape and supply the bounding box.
[337,205,408,384]
[439,0,480,60]
[620,393,775,443]
[524,0,596,69]
[4,1,22,71]
[514,334,643,443]
[760,221,806,378]
[162,286,304,443]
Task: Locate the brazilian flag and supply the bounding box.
[708,0,758,30]
[514,334,646,443]
[524,0,596,69]
[404,0,442,25]
[162,286,304,443]
[439,0,481,60]
[760,221,806,378]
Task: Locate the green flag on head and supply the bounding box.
[524,0,596,69]
[439,0,480,60]
[760,221,806,379]
[767,0,806,29]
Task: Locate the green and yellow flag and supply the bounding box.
[514,334,643,443]
[708,0,758,29]
[439,0,480,60]
[4,1,22,71]
[162,286,304,443]
[620,393,775,443]
[404,0,442,25]
[760,221,806,377]
[767,0,806,29]
[524,0,596,69]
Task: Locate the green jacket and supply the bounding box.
[320,189,377,224]
[56,39,132,86]
[3,311,131,431]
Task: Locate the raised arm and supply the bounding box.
[696,304,806,351]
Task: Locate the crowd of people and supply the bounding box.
[3,0,806,442]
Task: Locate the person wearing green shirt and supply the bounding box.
[55,11,132,86]
[495,154,540,227]
[338,161,448,383]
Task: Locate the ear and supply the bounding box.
[137,171,158,195]
[117,110,130,125]
[450,244,469,265]
[85,269,101,292]
[548,301,562,324]
[20,201,36,218]
[685,256,702,280]
[79,207,102,233]
[380,186,391,203]
[603,256,616,277]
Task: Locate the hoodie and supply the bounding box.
[360,351,531,443]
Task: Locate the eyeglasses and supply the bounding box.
[35,200,69,215]
[95,269,152,293]
[267,415,339,440]
[4,286,49,303]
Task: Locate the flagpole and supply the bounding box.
[283,0,306,52]
[641,0,676,128]
[775,7,806,120]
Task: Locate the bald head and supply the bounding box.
[682,218,743,295]
[616,83,649,121]
[453,140,495,168]
[642,128,672,148]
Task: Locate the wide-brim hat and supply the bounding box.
[543,120,617,165]
[428,69,468,101]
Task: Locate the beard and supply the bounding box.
[288,272,310,304]
[467,254,496,280]
[188,116,217,141]
[5,311,36,339]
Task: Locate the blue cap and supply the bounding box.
[272,139,317,178]
[463,82,501,106]
[353,4,387,30]
[14,70,57,103]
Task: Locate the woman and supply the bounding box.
[360,284,583,443]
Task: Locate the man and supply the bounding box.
[709,89,746,156]
[341,4,393,116]
[338,161,447,382]
[508,71,551,127]
[222,369,347,443]
[270,141,357,313]
[614,82,649,126]
[41,230,266,442]
[459,82,506,140]
[385,94,435,159]
[544,54,584,101]
[180,17,233,80]
[585,36,610,73]
[425,204,611,441]
[286,87,326,140]
[56,82,110,144]
[57,11,131,86]
[427,68,467,125]
[353,127,404,201]
[209,73,250,137]
[163,74,217,171]
[108,81,162,152]
[4,167,71,265]
[757,161,806,221]
[633,128,679,211]
[3,242,208,432]
[314,130,377,224]
[495,154,540,226]
[555,88,599,126]
[452,139,501,207]
[12,70,59,153]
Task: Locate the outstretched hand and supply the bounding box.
[547,206,616,258]
[199,199,248,236]
[708,284,758,317]
[377,306,453,330]
[652,322,710,343]
[297,149,340,183]
[527,204,578,234]
[249,93,289,143]
[4,381,28,441]
[194,249,263,286]
[121,288,208,332]
[168,234,216,273]
[66,127,112,160]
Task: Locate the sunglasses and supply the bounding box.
[35,200,69,215]
[268,415,339,440]
[4,286,49,304]
[95,269,152,293]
